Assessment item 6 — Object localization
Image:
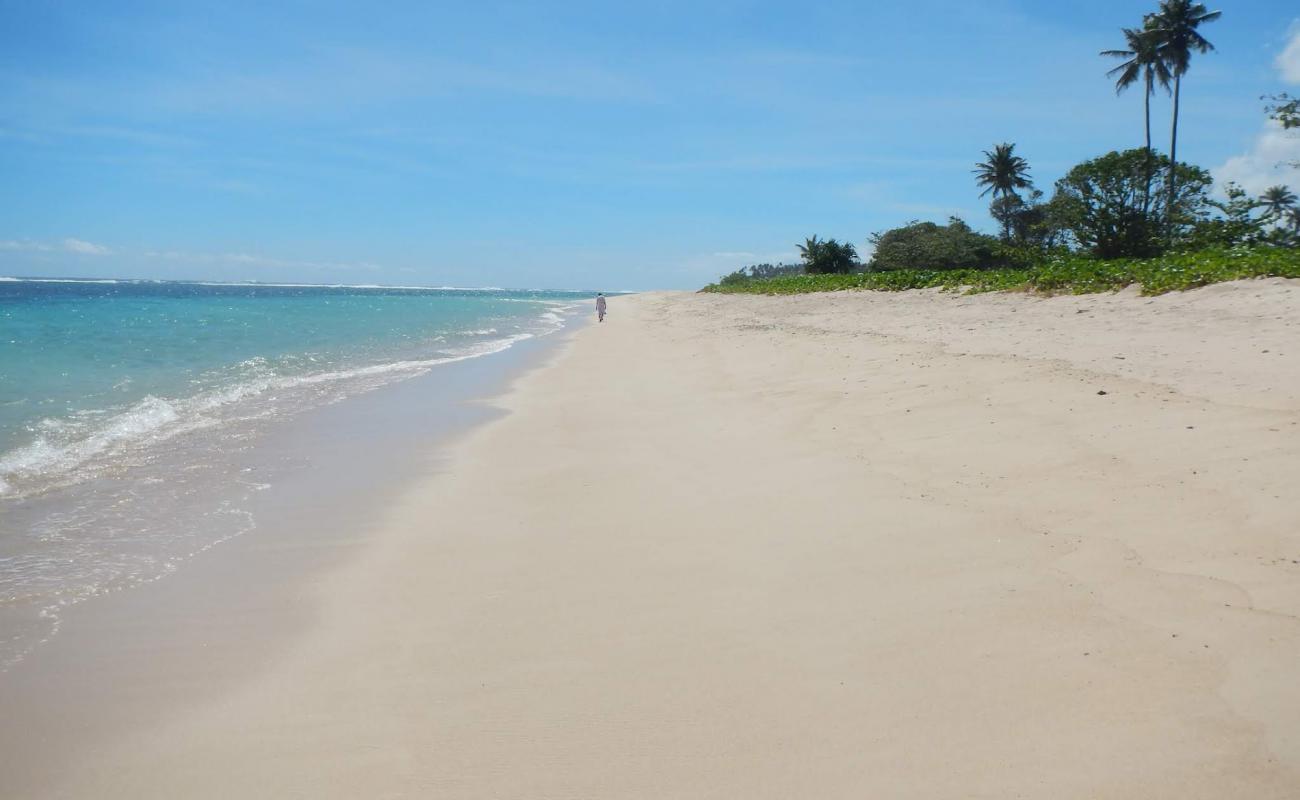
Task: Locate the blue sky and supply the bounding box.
[2,1,1298,289]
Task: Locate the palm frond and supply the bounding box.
[973,143,1033,200]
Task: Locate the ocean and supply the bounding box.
[0,277,589,668]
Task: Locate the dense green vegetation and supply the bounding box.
[702,247,1300,296]
[715,262,803,287]
[1051,149,1212,258]
[796,236,859,274]
[704,2,1299,298]
[869,219,1006,272]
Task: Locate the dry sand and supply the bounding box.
[41,282,1300,797]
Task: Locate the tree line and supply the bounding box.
[719,1,1297,283]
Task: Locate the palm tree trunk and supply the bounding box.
[1167,74,1182,238]
[1142,72,1153,216]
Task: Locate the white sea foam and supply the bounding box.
[0,317,566,498]
[1,277,124,284]
[0,395,191,494]
[0,295,578,672]
[188,281,512,291]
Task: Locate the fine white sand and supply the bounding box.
[38,282,1300,797]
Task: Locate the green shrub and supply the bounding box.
[1051,149,1212,258]
[868,217,1005,271]
[798,236,859,274]
[717,263,803,287]
[700,247,1300,296]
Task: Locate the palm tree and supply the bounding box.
[1102,22,1171,212]
[796,235,857,274]
[974,143,1033,240]
[797,235,824,264]
[1147,0,1221,230]
[1259,185,1297,222]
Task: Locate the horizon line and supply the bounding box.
[0,275,630,293]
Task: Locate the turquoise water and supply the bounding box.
[0,278,585,496]
[0,277,589,668]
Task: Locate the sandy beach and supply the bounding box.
[12,282,1300,798]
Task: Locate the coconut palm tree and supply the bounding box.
[974,143,1033,240]
[1102,22,1171,212]
[1259,185,1297,222]
[797,235,824,264]
[796,235,857,274]
[974,143,1033,199]
[1147,0,1221,230]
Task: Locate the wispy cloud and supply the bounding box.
[0,237,111,255]
[62,237,111,255]
[1214,25,1300,195]
[84,46,662,119]
[143,249,381,273]
[0,239,52,252]
[59,125,198,149]
[1,238,381,273]
[1278,22,1300,83]
[1215,121,1300,195]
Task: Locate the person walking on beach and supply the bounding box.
[596,292,607,323]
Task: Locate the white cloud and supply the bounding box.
[1215,121,1300,195]
[0,238,110,254]
[1214,26,1300,195]
[143,248,381,273]
[1278,25,1300,84]
[62,238,111,255]
[0,239,53,252]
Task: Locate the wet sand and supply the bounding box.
[0,331,576,797]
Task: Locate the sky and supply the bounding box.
[2,1,1298,290]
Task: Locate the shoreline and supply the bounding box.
[0,283,590,670]
[7,283,1300,797]
[0,314,588,796]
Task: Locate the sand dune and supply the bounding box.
[49,282,1300,798]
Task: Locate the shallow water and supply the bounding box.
[0,277,589,668]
